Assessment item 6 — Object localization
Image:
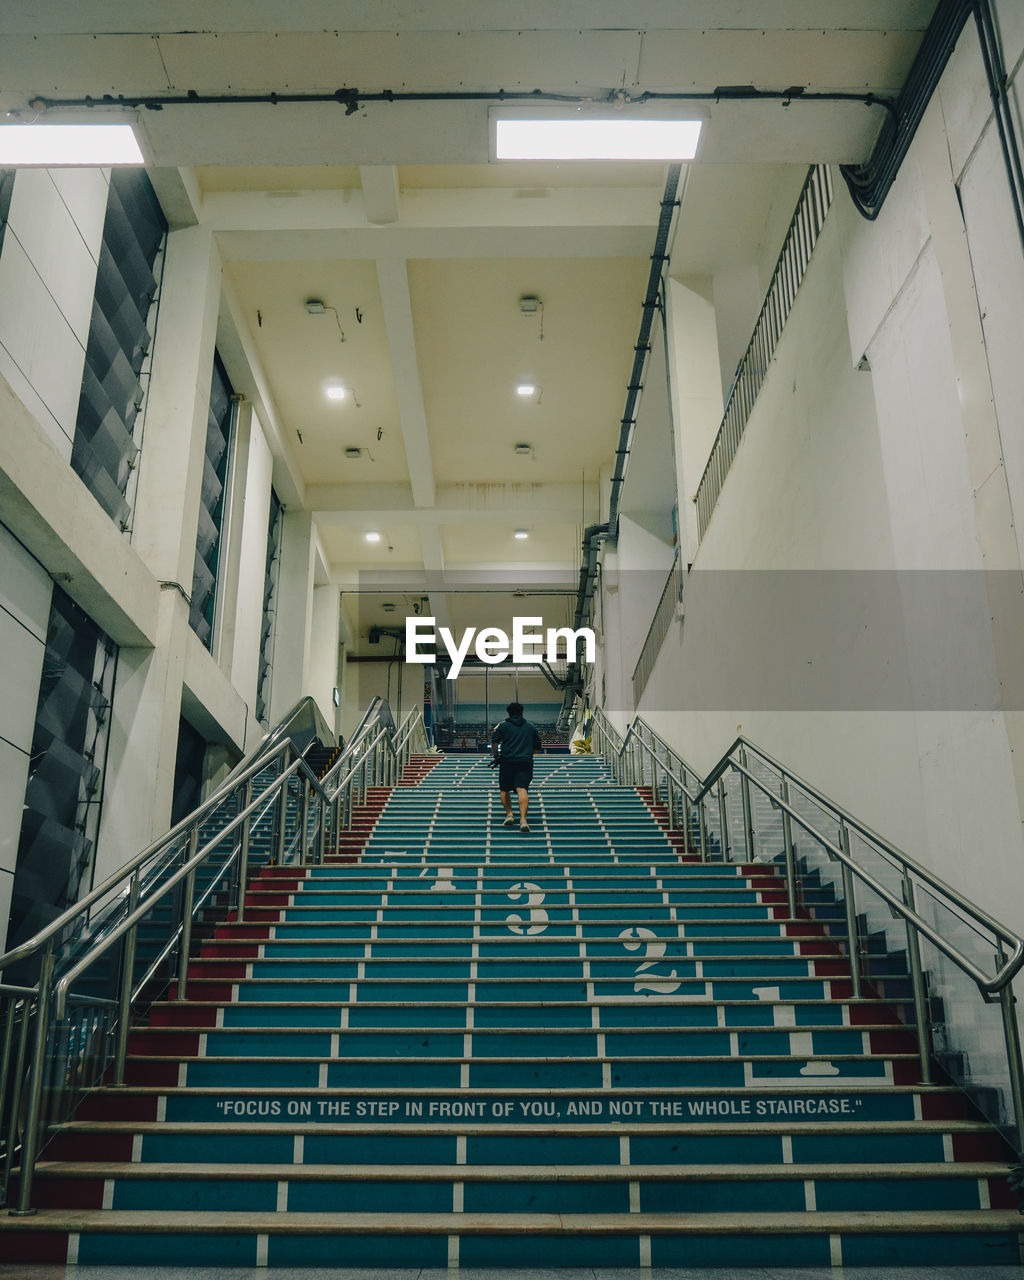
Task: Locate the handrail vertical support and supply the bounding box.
[237,778,253,925]
[10,946,53,1216]
[995,951,1024,1158]
[299,777,310,866]
[177,825,199,1001]
[839,823,861,1001]
[780,777,798,919]
[275,748,291,866]
[3,993,32,1211]
[113,875,141,1086]
[901,876,932,1085]
[717,780,729,859]
[738,751,755,861]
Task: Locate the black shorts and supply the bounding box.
[498,759,533,792]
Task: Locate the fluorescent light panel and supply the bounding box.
[0,123,144,166]
[496,118,701,161]
[325,385,346,401]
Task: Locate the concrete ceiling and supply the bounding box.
[0,2,938,656]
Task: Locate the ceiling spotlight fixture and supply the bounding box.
[364,531,382,543]
[519,295,541,315]
[514,530,529,540]
[325,385,346,401]
[494,115,702,161]
[516,383,537,397]
[0,122,145,166]
[514,443,533,456]
[382,602,396,613]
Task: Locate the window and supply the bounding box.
[256,490,283,726]
[189,352,235,648]
[71,168,167,529]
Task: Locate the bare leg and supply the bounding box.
[500,790,514,818]
[516,787,529,821]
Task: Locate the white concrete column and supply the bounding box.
[96,224,221,875]
[664,277,725,563]
[95,590,190,883]
[268,508,316,724]
[0,527,52,951]
[132,224,221,587]
[308,585,341,726]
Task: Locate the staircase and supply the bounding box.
[3,754,1019,1268]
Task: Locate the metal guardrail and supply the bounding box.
[694,165,834,540]
[0,697,428,1214]
[591,708,1024,1156]
[631,550,683,705]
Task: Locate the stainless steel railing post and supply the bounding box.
[237,778,253,925]
[3,992,31,1212]
[275,749,291,866]
[996,955,1024,1157]
[780,777,797,919]
[177,825,199,1001]
[299,775,310,865]
[11,947,53,1216]
[839,823,861,1000]
[738,750,755,861]
[901,876,931,1084]
[113,874,141,1086]
[717,780,729,859]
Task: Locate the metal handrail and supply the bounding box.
[0,695,419,1215]
[0,696,332,974]
[591,708,1024,1154]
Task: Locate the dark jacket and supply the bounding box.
[492,714,542,760]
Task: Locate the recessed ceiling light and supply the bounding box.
[325,385,346,401]
[495,117,702,161]
[514,443,533,456]
[516,383,537,397]
[364,531,382,543]
[0,123,144,166]
[514,529,529,540]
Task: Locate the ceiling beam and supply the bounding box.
[359,165,400,225]
[311,481,600,524]
[375,260,435,509]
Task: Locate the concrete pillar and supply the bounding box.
[664,277,725,563]
[0,527,52,952]
[268,509,316,724]
[132,224,221,587]
[95,590,190,883]
[309,585,341,726]
[96,224,221,874]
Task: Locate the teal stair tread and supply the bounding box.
[2,1208,1020,1235]
[33,1160,1011,1181]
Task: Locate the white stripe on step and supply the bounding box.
[448,1235,460,1268]
[452,1182,464,1212]
[156,1096,167,1122]
[293,1135,304,1164]
[804,1179,816,1210]
[830,1235,842,1266]
[102,1179,114,1210]
[781,1135,793,1164]
[66,1235,80,1265]
[456,1136,467,1165]
[132,1133,143,1162]
[256,1234,268,1266]
[629,1181,640,1213]
[639,1236,652,1268]
[276,1181,288,1211]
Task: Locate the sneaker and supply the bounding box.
[520,821,531,833]
[502,816,516,827]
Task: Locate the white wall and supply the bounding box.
[0,525,52,952]
[0,168,107,460]
[612,8,1024,1126]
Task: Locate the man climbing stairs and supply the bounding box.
[2,754,1019,1268]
